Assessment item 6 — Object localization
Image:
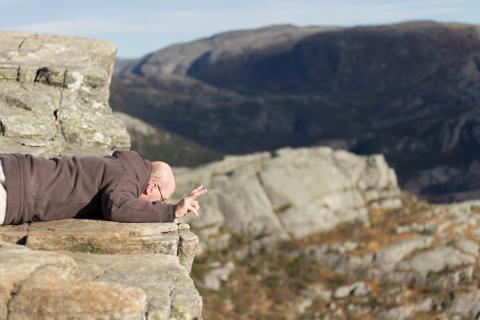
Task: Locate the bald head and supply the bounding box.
[150,161,176,198]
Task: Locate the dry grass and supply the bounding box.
[192,192,478,319]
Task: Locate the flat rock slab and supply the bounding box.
[0,223,203,320]
[0,219,198,273]
[27,219,180,253]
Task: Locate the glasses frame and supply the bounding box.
[156,184,166,203]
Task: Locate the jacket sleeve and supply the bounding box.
[101,176,176,223]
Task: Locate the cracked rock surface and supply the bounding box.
[0,220,202,320]
[174,146,402,253]
[0,31,130,156]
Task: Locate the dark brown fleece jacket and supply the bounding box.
[0,151,176,225]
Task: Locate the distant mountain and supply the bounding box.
[110,22,480,202]
[113,57,140,75]
[115,112,222,167]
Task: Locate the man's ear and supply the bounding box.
[145,181,157,195]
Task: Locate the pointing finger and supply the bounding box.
[189,188,208,199]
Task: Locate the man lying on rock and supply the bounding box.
[0,150,207,225]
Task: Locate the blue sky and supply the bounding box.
[1,0,479,58]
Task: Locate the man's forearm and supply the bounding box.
[105,202,176,223]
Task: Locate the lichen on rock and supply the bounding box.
[0,31,130,156]
[0,31,201,320]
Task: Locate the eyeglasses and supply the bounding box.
[156,184,166,203]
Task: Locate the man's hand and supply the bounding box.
[175,185,208,218]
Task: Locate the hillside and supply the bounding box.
[110,21,480,202]
[115,112,222,166]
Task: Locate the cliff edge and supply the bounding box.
[0,31,202,319]
[0,220,202,319]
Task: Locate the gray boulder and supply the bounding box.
[0,31,130,156]
[399,246,476,276]
[176,146,402,244]
[211,166,285,237]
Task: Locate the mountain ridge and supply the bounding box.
[110,20,480,202]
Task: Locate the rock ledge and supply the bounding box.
[0,219,202,320]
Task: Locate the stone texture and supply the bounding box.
[178,227,200,274]
[200,261,235,291]
[333,281,370,299]
[373,236,434,271]
[453,239,479,257]
[8,265,147,320]
[69,253,202,320]
[0,219,203,320]
[376,298,434,320]
[403,246,476,276]
[0,240,76,320]
[179,150,480,318]
[188,175,480,318]
[449,290,480,318]
[211,167,284,237]
[6,219,198,272]
[0,30,201,320]
[25,219,178,253]
[0,224,28,244]
[176,146,402,244]
[0,31,130,157]
[259,148,357,209]
[279,200,369,239]
[302,283,332,302]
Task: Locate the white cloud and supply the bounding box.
[9,0,470,37]
[5,0,477,57]
[10,19,149,34]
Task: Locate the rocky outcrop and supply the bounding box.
[0,31,130,156]
[0,31,202,319]
[294,200,480,319]
[0,220,202,319]
[174,146,402,253]
[190,183,480,319]
[111,21,480,202]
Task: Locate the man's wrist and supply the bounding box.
[172,204,178,219]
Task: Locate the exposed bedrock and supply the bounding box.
[0,220,202,320]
